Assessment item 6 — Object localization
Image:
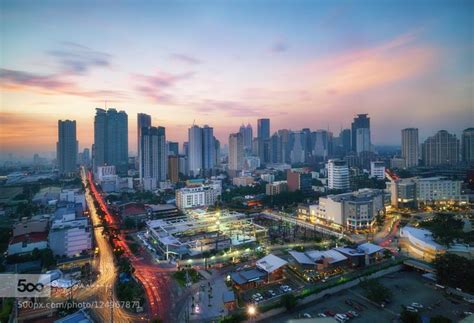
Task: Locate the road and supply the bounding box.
[79,167,139,322]
[85,168,176,322]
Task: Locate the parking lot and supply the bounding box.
[268,270,474,322]
[240,277,300,305]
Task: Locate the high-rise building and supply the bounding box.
[137,113,151,158]
[290,131,305,164]
[239,123,253,151]
[462,128,474,164]
[269,133,280,163]
[228,132,244,171]
[188,125,203,176]
[168,155,179,183]
[93,108,128,173]
[327,159,350,190]
[421,130,460,166]
[139,126,166,191]
[351,114,371,154]
[312,130,331,160]
[167,141,179,156]
[257,118,270,164]
[57,120,78,175]
[257,118,270,140]
[278,129,290,163]
[82,148,90,166]
[401,128,419,168]
[202,125,215,171]
[340,129,351,154]
[214,137,221,166]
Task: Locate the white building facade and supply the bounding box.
[327,159,350,190]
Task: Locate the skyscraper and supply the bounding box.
[82,148,90,167]
[351,114,371,154]
[93,108,128,173]
[257,118,270,164]
[167,141,179,156]
[139,126,166,191]
[401,128,419,168]
[239,123,253,151]
[57,120,78,175]
[168,155,179,183]
[462,128,474,164]
[202,125,215,171]
[214,137,221,166]
[421,130,460,166]
[312,130,332,160]
[340,129,351,154]
[188,125,203,176]
[137,113,151,158]
[228,132,244,171]
[290,131,305,164]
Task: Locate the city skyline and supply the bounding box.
[1,0,473,155]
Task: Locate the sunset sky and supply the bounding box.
[0,0,473,156]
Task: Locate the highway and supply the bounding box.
[79,167,138,322]
[84,168,176,322]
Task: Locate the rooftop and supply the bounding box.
[256,254,288,273]
[10,232,48,244]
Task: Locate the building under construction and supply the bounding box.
[145,210,268,260]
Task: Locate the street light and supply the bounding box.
[248,304,256,317]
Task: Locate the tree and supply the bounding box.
[280,294,297,311]
[400,309,421,323]
[433,253,474,293]
[430,316,452,323]
[360,279,392,304]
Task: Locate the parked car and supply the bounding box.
[302,313,312,318]
[411,302,423,309]
[317,313,327,317]
[324,310,336,317]
[406,306,418,313]
[348,310,359,317]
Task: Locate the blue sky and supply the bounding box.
[0,0,472,154]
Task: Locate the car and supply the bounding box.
[406,306,418,313]
[317,313,327,317]
[411,303,423,309]
[335,314,348,322]
[348,310,359,317]
[280,285,291,292]
[302,313,312,318]
[268,290,276,297]
[324,310,336,317]
[345,312,354,318]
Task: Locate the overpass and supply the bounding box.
[258,211,344,239]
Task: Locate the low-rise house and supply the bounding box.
[13,215,49,237]
[230,268,267,290]
[222,290,237,311]
[289,249,348,272]
[256,254,288,282]
[8,232,48,255]
[334,242,384,267]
